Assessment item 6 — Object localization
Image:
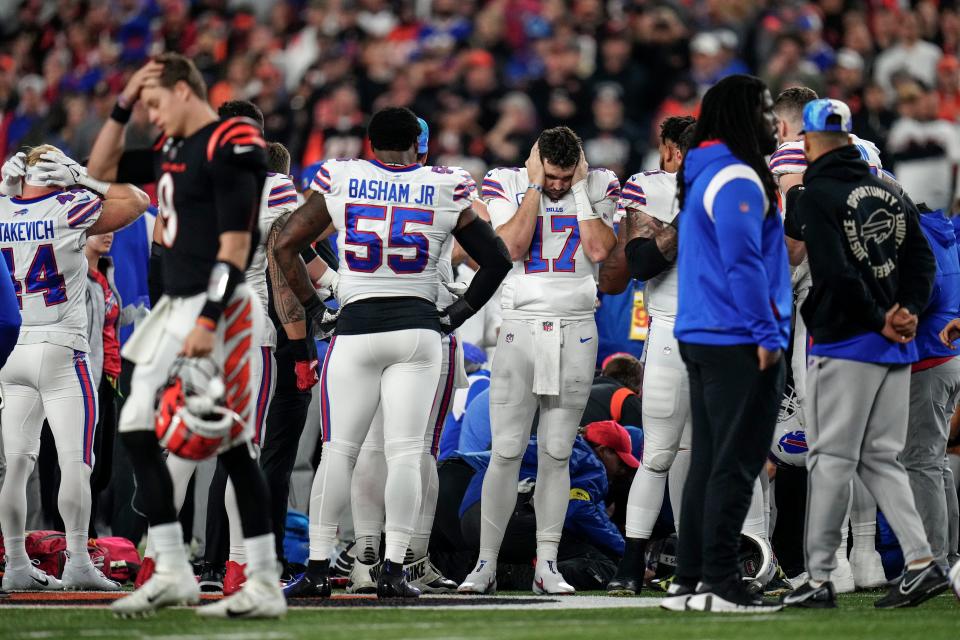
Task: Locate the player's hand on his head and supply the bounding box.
[573,149,588,185]
[0,152,26,196]
[33,151,86,187]
[757,345,782,371]
[525,141,544,186]
[940,318,960,348]
[182,324,216,357]
[121,60,164,106]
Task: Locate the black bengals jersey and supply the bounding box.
[152,117,267,296]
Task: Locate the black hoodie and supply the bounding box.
[795,145,935,346]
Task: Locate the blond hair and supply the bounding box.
[25,144,65,167]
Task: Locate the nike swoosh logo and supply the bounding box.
[900,567,931,594]
[226,607,255,618]
[32,575,48,586]
[579,337,592,343]
[234,145,255,154]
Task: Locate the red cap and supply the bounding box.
[464,49,495,68]
[583,420,640,469]
[939,55,960,73]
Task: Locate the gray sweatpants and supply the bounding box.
[804,357,932,581]
[903,356,960,567]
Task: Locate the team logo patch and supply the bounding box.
[505,333,514,343]
[542,321,554,332]
[662,345,672,355]
[862,209,896,245]
[777,430,808,455]
[12,208,28,216]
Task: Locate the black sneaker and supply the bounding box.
[282,560,332,599]
[875,562,949,609]
[660,579,699,611]
[377,560,420,599]
[606,576,642,596]
[687,576,783,613]
[764,567,795,598]
[781,580,836,609]
[198,563,225,593]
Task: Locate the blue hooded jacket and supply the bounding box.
[458,436,625,556]
[917,211,960,360]
[674,142,791,352]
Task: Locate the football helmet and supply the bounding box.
[770,383,808,467]
[155,357,245,460]
[739,532,777,593]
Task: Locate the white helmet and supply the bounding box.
[154,357,244,460]
[770,383,808,467]
[739,532,777,593]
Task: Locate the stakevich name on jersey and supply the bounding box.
[482,166,619,321]
[0,188,103,352]
[310,158,473,307]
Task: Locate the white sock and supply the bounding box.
[477,452,523,563]
[536,543,558,564]
[625,466,666,539]
[225,479,247,563]
[244,533,277,576]
[308,441,360,562]
[151,522,188,572]
[742,477,768,539]
[668,449,691,531]
[382,439,422,565]
[66,534,90,565]
[4,536,30,570]
[355,534,381,564]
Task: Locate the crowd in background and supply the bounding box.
[5,0,960,208]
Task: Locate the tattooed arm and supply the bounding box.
[267,211,308,340]
[599,212,633,294]
[273,193,334,323]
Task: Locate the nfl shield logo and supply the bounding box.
[505,333,514,343]
[542,321,554,332]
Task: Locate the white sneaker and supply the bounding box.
[111,567,200,617]
[62,556,122,591]
[660,581,698,611]
[787,572,810,591]
[829,556,855,594]
[532,559,575,595]
[849,548,888,589]
[1,561,64,591]
[197,572,286,619]
[346,559,379,594]
[948,560,960,602]
[406,555,458,594]
[685,591,783,613]
[457,559,497,595]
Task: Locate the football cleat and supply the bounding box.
[781,580,837,609]
[458,560,497,595]
[606,576,641,596]
[111,567,200,617]
[377,560,420,599]
[763,565,794,597]
[282,571,331,598]
[660,580,699,611]
[346,559,379,594]
[197,571,286,619]
[2,561,64,592]
[134,556,155,589]
[849,547,888,589]
[61,554,121,591]
[829,555,856,594]
[874,561,949,608]
[223,560,247,596]
[405,555,457,594]
[532,559,575,595]
[949,560,960,601]
[687,576,783,613]
[198,563,225,593]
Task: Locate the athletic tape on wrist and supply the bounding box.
[572,182,599,221]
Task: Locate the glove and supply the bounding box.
[439,298,474,334]
[314,267,340,302]
[315,308,339,341]
[289,338,319,391]
[0,152,26,196]
[34,151,109,193]
[302,294,338,340]
[442,281,468,298]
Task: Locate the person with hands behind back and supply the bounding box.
[782,99,944,610]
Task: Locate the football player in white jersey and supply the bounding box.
[597,117,692,595]
[275,107,510,598]
[348,118,478,594]
[0,145,149,591]
[770,88,889,592]
[458,127,618,595]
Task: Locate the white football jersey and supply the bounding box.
[769,135,883,177]
[311,159,472,305]
[621,170,679,322]
[436,175,480,308]
[0,188,102,351]
[247,173,298,348]
[482,167,618,320]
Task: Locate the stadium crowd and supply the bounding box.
[0,0,959,619]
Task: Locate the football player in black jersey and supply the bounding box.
[86,53,286,619]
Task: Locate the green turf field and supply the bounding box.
[1,593,957,640]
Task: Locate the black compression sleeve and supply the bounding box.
[784,185,804,240]
[624,237,671,281]
[116,149,158,185]
[148,242,164,306]
[452,216,512,311]
[300,245,319,263]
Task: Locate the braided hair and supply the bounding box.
[677,75,778,216]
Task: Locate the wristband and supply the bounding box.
[111,102,132,125]
[572,181,599,221]
[302,294,326,325]
[526,183,543,193]
[199,261,245,325]
[316,267,339,290]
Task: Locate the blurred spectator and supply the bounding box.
[581,83,644,179]
[874,11,943,99]
[936,55,960,122]
[7,74,47,154]
[763,32,822,97]
[853,81,897,162]
[887,80,960,212]
[485,91,537,168]
[590,29,651,127]
[528,37,590,130]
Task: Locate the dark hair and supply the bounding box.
[155,53,207,101]
[677,121,697,154]
[538,126,582,169]
[367,107,421,152]
[678,75,778,213]
[773,86,818,124]
[660,115,696,146]
[602,354,644,393]
[218,100,265,129]
[267,142,291,174]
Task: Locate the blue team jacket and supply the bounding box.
[458,436,625,556]
[0,250,21,368]
[674,142,791,352]
[917,211,960,360]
